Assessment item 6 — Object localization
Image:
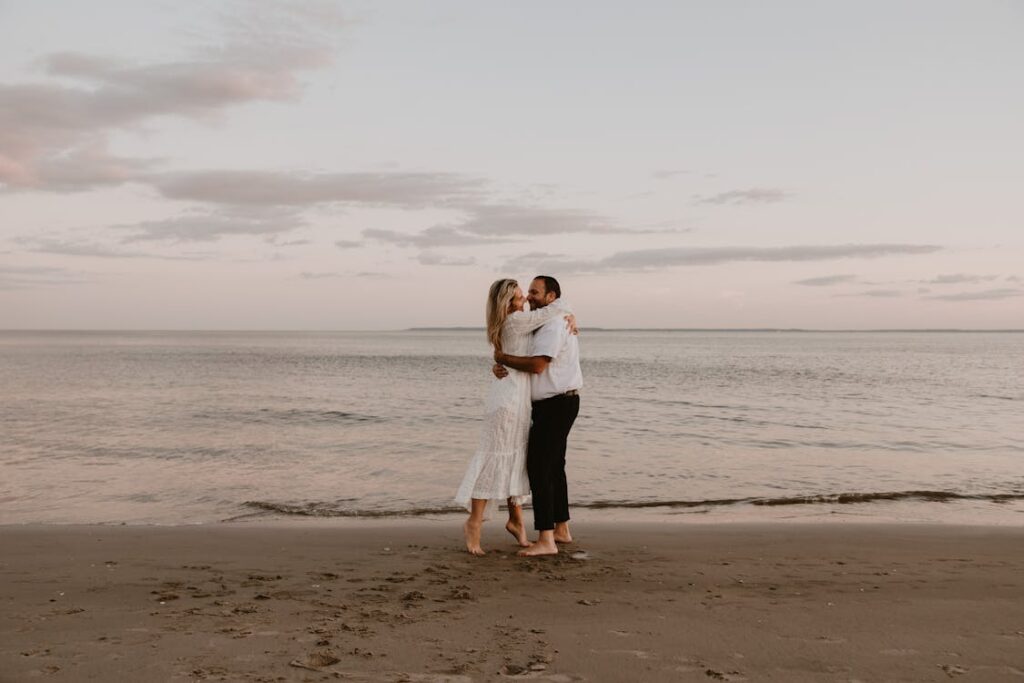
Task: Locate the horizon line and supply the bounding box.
[2,328,1023,334]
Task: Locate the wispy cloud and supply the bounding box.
[600,244,940,272]
[924,273,1000,285]
[652,169,692,179]
[363,226,512,249]
[501,252,569,274]
[301,270,400,280]
[836,289,903,298]
[334,239,363,249]
[416,252,475,266]
[152,170,484,208]
[14,236,207,259]
[693,188,790,206]
[502,244,942,275]
[925,288,1023,302]
[17,141,163,193]
[115,209,304,243]
[449,204,650,237]
[365,203,684,251]
[266,237,310,247]
[0,264,94,289]
[0,5,341,191]
[299,271,343,279]
[794,274,858,287]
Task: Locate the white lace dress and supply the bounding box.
[454,301,572,515]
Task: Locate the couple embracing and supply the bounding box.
[455,275,582,557]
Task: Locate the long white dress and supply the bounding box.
[454,301,572,515]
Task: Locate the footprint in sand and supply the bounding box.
[604,649,655,661]
[812,636,847,644]
[497,665,579,681]
[288,651,340,671]
[152,592,179,602]
[703,668,747,681]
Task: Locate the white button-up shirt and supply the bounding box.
[529,312,583,402]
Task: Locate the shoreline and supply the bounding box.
[3,521,1023,681]
[5,492,1023,528]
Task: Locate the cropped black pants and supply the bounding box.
[526,393,580,531]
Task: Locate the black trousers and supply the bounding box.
[527,393,580,531]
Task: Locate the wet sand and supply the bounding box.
[2,521,1023,682]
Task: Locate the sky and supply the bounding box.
[1,0,1022,330]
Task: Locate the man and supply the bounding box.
[493,275,582,557]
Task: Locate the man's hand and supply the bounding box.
[565,314,579,336]
[492,363,509,379]
[493,348,505,364]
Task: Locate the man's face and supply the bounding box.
[527,278,556,310]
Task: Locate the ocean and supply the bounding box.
[1,330,1022,525]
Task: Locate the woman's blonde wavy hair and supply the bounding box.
[486,278,519,351]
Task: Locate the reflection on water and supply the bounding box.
[1,330,1022,524]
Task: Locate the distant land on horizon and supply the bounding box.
[1,328,1022,334]
[406,327,1024,333]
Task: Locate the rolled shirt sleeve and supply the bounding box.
[530,318,566,358]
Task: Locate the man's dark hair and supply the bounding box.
[533,275,561,299]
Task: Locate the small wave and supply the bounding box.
[314,410,383,423]
[235,490,1024,520]
[579,490,1024,510]
[690,412,829,430]
[581,497,749,509]
[195,408,386,426]
[237,500,461,519]
[751,490,1024,505]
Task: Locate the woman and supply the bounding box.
[454,278,575,556]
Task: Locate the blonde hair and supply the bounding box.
[486,278,518,351]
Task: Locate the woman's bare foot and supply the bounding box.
[553,522,573,544]
[463,519,485,556]
[505,520,530,547]
[505,500,530,547]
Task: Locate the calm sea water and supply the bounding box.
[1,330,1022,525]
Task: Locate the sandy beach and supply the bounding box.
[2,521,1023,682]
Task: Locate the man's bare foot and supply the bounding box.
[463,519,485,556]
[517,540,558,557]
[553,523,573,544]
[505,520,530,547]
